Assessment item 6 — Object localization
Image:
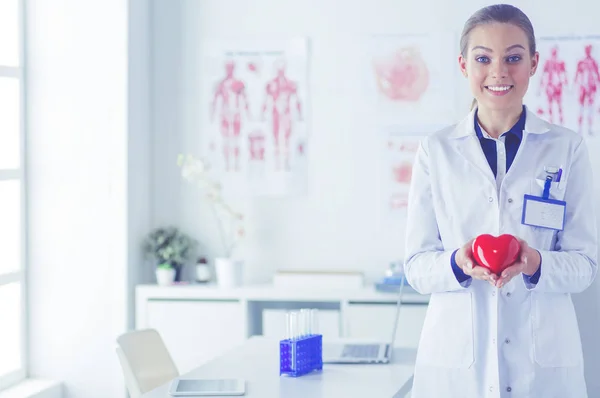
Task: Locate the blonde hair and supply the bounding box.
[460,4,537,110]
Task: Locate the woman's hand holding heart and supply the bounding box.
[456,238,499,286]
[495,238,541,288]
[471,234,541,288]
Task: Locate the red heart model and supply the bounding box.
[472,234,521,275]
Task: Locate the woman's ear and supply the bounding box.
[530,51,540,76]
[458,54,468,77]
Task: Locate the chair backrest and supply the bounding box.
[116,329,179,398]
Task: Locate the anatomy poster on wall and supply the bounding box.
[525,35,600,138]
[367,33,458,133]
[199,38,309,196]
[380,134,422,218]
[379,122,446,223]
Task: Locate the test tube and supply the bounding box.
[289,311,299,340]
[310,309,319,335]
[285,311,292,340]
[299,308,309,337]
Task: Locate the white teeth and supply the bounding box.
[487,85,512,92]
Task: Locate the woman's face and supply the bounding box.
[459,22,539,113]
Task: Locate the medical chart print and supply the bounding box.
[381,134,421,217]
[367,33,458,133]
[525,35,600,138]
[199,38,309,197]
[379,123,444,222]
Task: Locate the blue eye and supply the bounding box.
[507,55,522,63]
[476,56,490,63]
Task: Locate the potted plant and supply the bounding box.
[178,154,246,287]
[155,262,176,286]
[142,226,198,285]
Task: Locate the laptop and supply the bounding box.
[322,273,407,364]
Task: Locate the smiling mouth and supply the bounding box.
[485,85,514,93]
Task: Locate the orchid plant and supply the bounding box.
[177,154,245,258]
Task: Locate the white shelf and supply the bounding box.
[135,283,429,304]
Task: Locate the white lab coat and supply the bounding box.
[404,106,598,398]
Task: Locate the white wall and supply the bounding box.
[26,0,150,397]
[150,0,600,395]
[128,0,153,322]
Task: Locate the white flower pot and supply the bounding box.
[215,258,243,288]
[195,264,211,283]
[156,267,176,286]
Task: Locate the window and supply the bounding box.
[0,0,26,391]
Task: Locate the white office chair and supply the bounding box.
[116,328,179,398]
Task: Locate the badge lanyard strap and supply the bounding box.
[542,175,552,200]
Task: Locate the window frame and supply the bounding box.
[0,0,27,391]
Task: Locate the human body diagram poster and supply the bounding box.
[199,38,309,196]
[367,33,458,133]
[381,136,421,215]
[366,34,456,218]
[525,35,600,138]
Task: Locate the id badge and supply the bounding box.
[521,194,566,231]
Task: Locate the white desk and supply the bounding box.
[141,336,416,398]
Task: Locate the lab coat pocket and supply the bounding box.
[532,293,583,367]
[416,291,474,369]
[532,178,565,201]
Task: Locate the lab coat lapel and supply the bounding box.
[523,107,551,135]
[449,109,497,187]
[504,107,550,179]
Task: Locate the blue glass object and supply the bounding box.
[279,334,323,377]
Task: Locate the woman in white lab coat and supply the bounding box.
[404,4,598,398]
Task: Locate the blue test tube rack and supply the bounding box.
[279,334,323,377]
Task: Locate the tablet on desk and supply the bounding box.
[169,378,246,396]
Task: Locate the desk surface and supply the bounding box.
[142,336,416,398]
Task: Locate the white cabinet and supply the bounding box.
[345,303,427,348]
[145,300,246,373]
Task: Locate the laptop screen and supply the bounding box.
[386,273,407,353]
